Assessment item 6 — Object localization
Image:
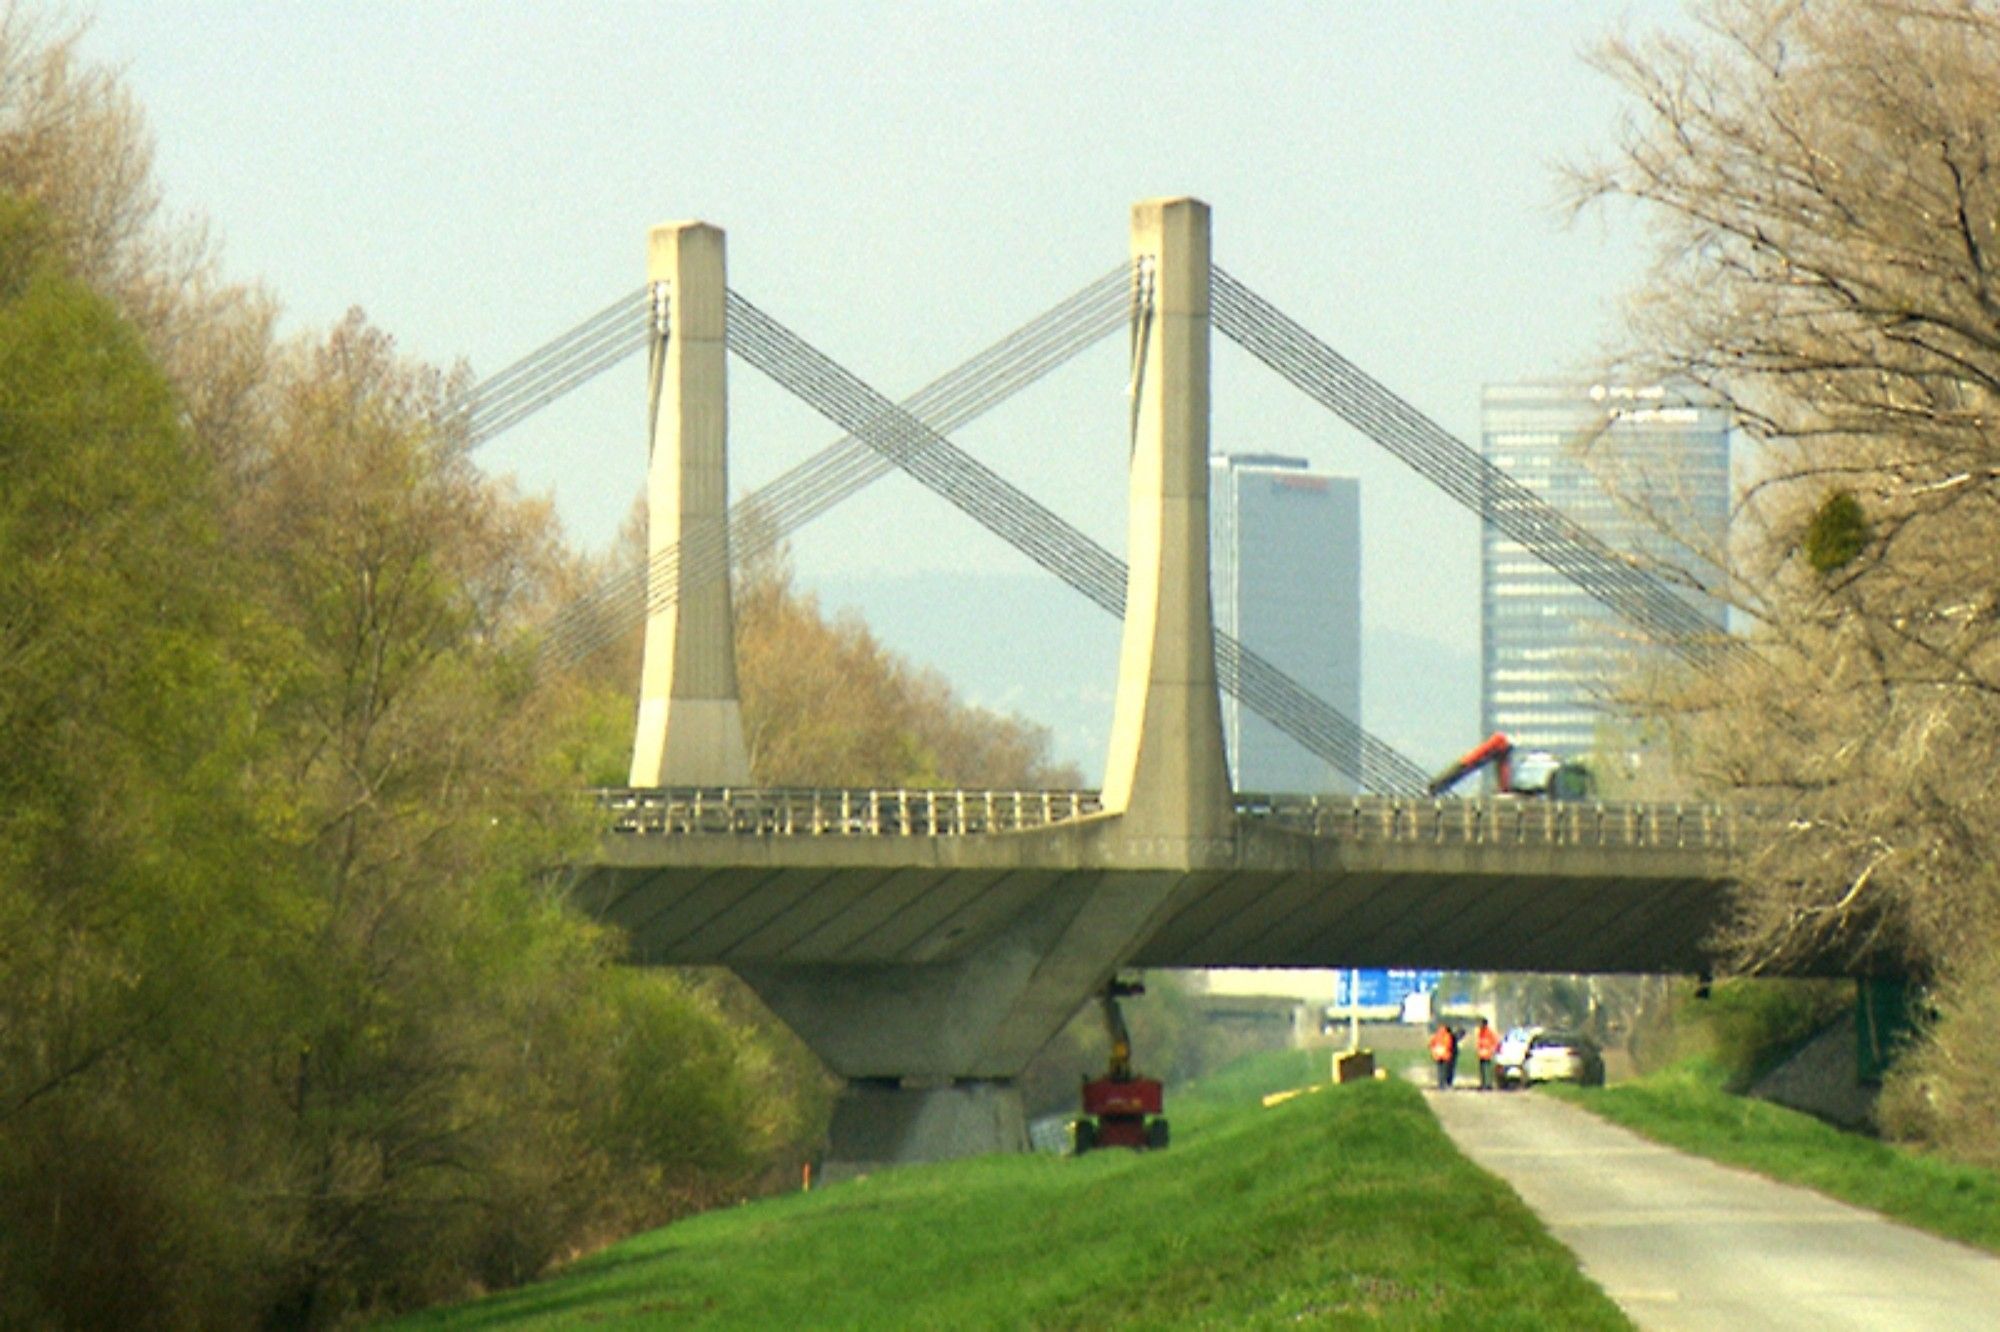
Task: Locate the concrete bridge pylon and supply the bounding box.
[1102,196,1235,842]
[628,221,752,787]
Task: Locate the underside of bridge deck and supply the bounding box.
[576,819,1745,977]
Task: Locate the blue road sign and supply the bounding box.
[1333,969,1444,1009]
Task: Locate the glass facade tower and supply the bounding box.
[1209,453,1361,795]
[1479,384,1730,765]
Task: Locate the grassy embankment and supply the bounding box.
[391,1049,1628,1330]
[1547,1061,2000,1254]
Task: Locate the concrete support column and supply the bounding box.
[734,863,1187,1175]
[629,222,752,787]
[1102,197,1233,840]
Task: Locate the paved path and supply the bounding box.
[1428,1088,2000,1330]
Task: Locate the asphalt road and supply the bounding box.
[1427,1088,2000,1331]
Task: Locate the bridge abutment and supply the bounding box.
[629,221,752,787]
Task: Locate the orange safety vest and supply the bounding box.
[1476,1025,1501,1060]
[1429,1027,1454,1061]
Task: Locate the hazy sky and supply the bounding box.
[80,1,1692,772]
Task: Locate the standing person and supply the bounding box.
[1429,1021,1455,1089]
[1475,1017,1502,1090]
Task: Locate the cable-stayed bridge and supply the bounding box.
[472,199,1800,1174]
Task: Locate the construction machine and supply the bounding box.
[1072,978,1168,1154]
[1427,732,1595,800]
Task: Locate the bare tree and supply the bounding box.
[1570,1,2000,1000]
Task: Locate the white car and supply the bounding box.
[1498,1027,1606,1088]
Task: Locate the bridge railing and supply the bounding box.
[597,786,1105,837]
[596,787,1741,848]
[1240,793,1741,850]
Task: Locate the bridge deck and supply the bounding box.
[574,789,1784,976]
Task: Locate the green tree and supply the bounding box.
[232,314,830,1324]
[0,9,841,1319]
[0,194,276,1330]
[228,312,608,1322]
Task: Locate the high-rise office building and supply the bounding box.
[1209,453,1361,795]
[1479,384,1730,766]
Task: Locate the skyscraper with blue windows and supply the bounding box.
[1479,384,1730,769]
[1208,453,1361,795]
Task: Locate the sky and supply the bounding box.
[80,0,1693,778]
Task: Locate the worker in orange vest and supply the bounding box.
[1475,1017,1502,1090]
[1428,1021,1456,1089]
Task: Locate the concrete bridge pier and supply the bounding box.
[734,865,1190,1177]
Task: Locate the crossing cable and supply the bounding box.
[536,268,1128,671]
[726,289,1425,792]
[1209,268,1747,669]
[532,265,1133,673]
[720,279,1431,794]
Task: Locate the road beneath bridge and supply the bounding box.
[1430,1090,2000,1329]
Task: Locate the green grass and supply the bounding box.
[389,1051,1627,1330]
[1547,1061,2000,1253]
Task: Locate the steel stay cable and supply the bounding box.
[1215,295,1691,638]
[720,287,1427,791]
[467,313,652,444]
[533,269,1132,670]
[467,299,643,423]
[469,336,650,447]
[468,320,648,441]
[453,289,649,442]
[723,295,1416,786]
[458,265,1712,789]
[726,301,1130,609]
[1231,327,1724,660]
[730,271,1130,547]
[1210,270,1740,664]
[1209,279,1708,636]
[536,271,1130,666]
[503,274,1425,789]
[1210,278,1686,618]
[1218,322,1729,665]
[544,306,1128,668]
[747,319,1417,789]
[458,289,642,418]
